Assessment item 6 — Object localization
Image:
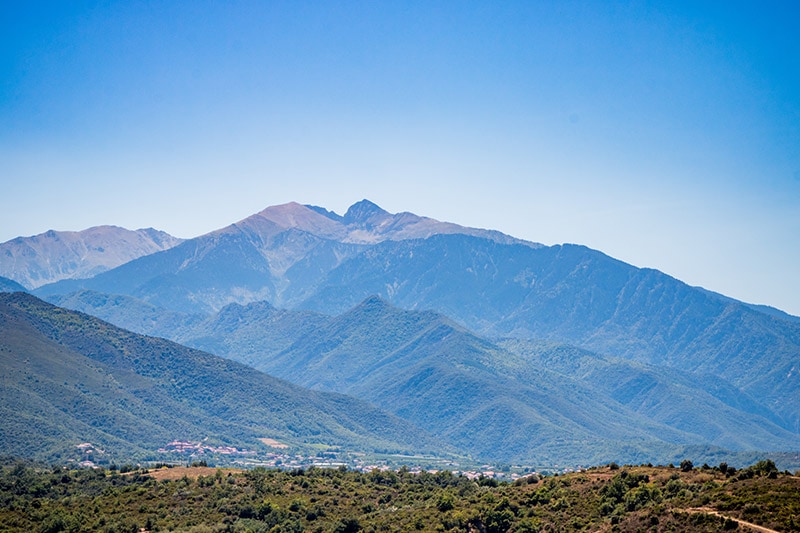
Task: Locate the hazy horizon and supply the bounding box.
[2,1,798,315]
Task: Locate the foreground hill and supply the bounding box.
[0,226,182,289]
[1,459,797,533]
[0,293,441,463]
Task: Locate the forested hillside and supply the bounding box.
[0,293,441,463]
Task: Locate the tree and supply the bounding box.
[680,460,693,472]
[332,518,361,533]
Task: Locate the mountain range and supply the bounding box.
[2,199,799,467]
[0,226,182,289]
[32,200,532,313]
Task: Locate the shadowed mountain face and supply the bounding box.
[26,200,800,462]
[0,226,183,289]
[295,234,800,431]
[0,277,26,293]
[34,201,536,313]
[0,293,441,462]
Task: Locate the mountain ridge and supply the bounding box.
[0,226,183,289]
[293,233,800,430]
[0,276,27,293]
[33,200,535,312]
[219,200,538,247]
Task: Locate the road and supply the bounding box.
[683,508,781,533]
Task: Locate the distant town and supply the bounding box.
[74,440,556,481]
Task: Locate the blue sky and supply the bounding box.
[1,1,799,315]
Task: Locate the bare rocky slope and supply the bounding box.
[0,226,182,289]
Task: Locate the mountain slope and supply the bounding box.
[498,339,794,452]
[48,288,797,460]
[0,277,26,293]
[297,233,800,431]
[0,293,441,462]
[44,290,327,368]
[0,226,183,289]
[245,298,687,464]
[46,289,206,340]
[176,300,329,368]
[30,200,800,439]
[196,296,797,465]
[35,216,364,313]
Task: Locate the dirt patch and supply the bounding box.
[681,508,781,533]
[258,438,289,449]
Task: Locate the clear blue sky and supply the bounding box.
[1,1,799,315]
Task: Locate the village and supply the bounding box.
[74,440,553,481]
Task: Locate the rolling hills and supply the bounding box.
[200,296,800,465]
[0,292,441,463]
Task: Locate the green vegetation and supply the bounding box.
[6,292,799,472]
[169,295,799,467]
[1,458,798,532]
[49,288,800,468]
[0,293,442,464]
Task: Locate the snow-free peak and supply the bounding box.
[343,199,389,225]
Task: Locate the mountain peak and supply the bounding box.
[258,201,312,219]
[338,295,404,321]
[238,202,347,240]
[304,205,344,222]
[358,294,391,309]
[343,200,389,225]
